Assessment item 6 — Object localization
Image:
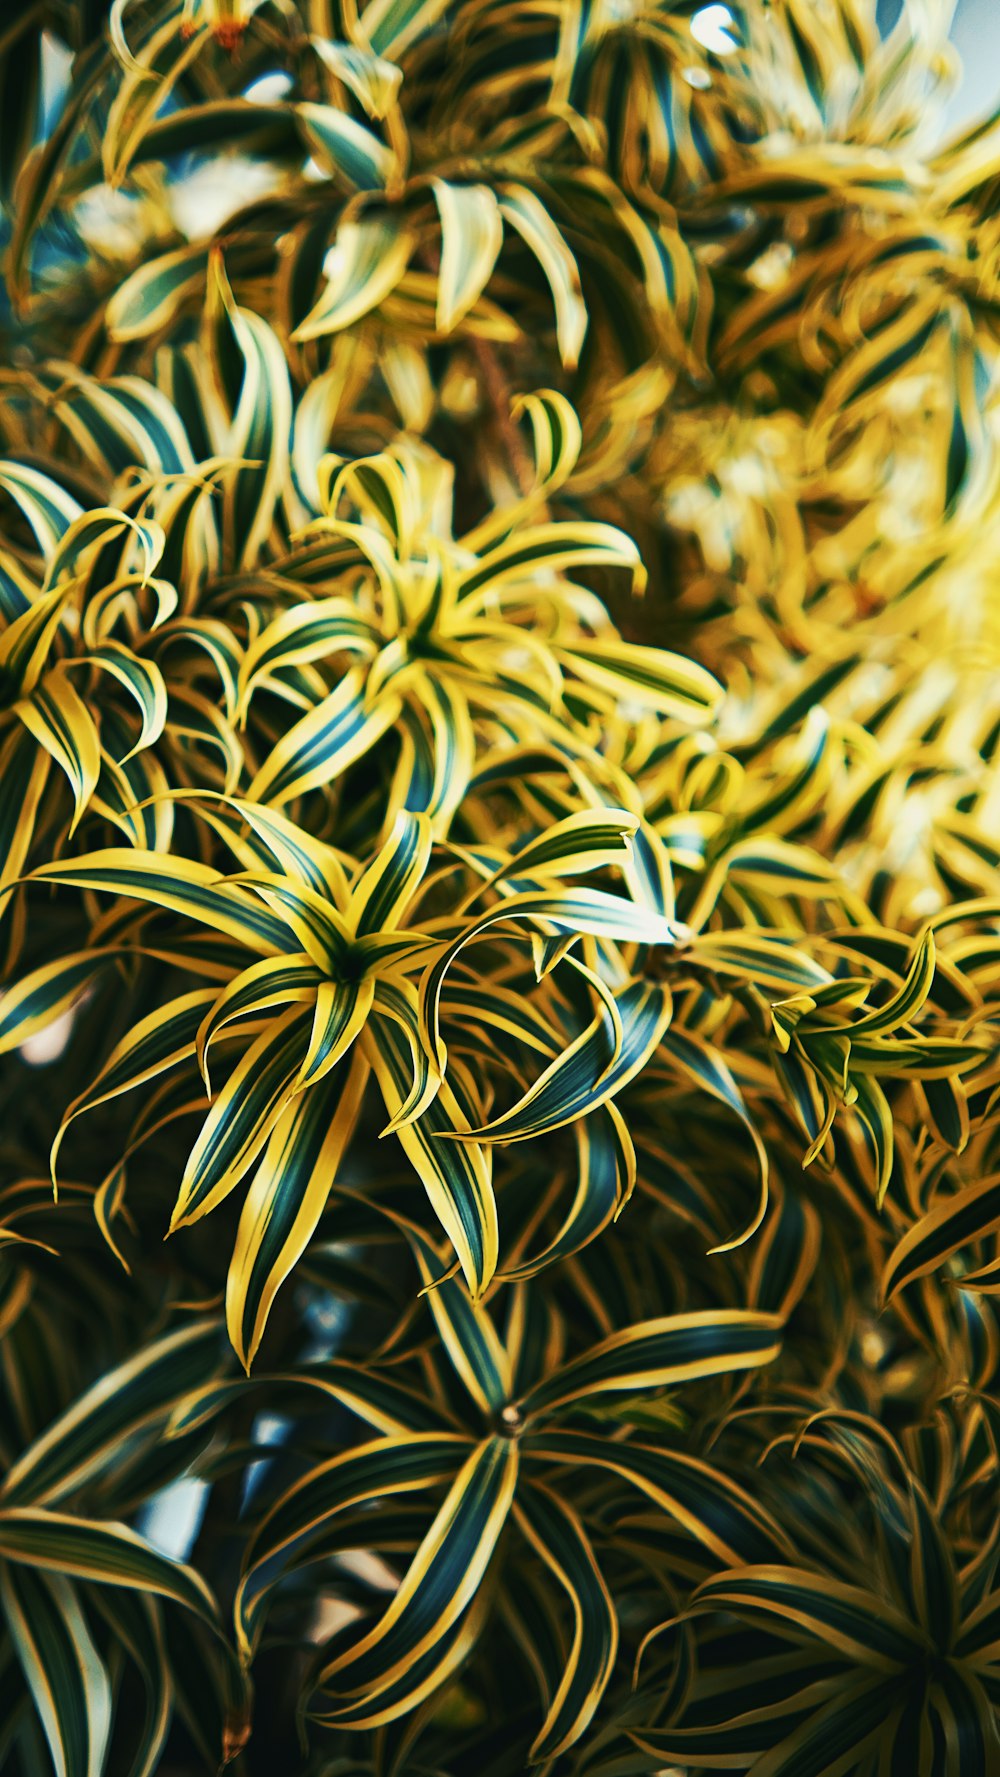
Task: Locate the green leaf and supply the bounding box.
[248,667,401,805]
[0,1321,226,1508]
[521,1308,783,1416]
[432,181,504,333]
[881,1172,1000,1304]
[515,1482,618,1761]
[687,1566,928,1667]
[0,1510,218,1623]
[459,979,672,1144]
[364,1001,498,1298]
[1,1565,111,1777]
[291,218,416,341]
[312,1437,517,1721]
[523,1430,790,1566]
[226,1048,368,1370]
[235,1434,470,1658]
[498,185,587,368]
[296,103,398,191]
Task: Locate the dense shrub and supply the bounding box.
[1,3,999,1772]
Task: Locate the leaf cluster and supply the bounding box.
[1,3,999,1773]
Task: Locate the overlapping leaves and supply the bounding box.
[1,2,1000,1774]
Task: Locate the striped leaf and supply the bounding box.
[248,668,401,805]
[0,950,115,1057]
[464,808,638,901]
[236,599,377,715]
[196,954,324,1088]
[309,40,402,119]
[364,1004,498,1298]
[639,1674,896,1777]
[235,1434,471,1658]
[402,1217,511,1416]
[419,886,685,1076]
[82,644,168,758]
[348,810,433,936]
[560,639,723,723]
[850,1071,895,1208]
[226,1048,369,1371]
[105,244,212,341]
[204,256,292,571]
[500,1103,630,1282]
[292,218,416,341]
[433,180,504,333]
[168,1359,442,1443]
[658,1027,770,1249]
[688,1567,929,1667]
[881,1173,1000,1305]
[360,0,452,58]
[521,1309,783,1416]
[514,1482,618,1761]
[0,1511,217,1622]
[523,1431,790,1566]
[313,1437,518,1718]
[1,1566,111,1777]
[498,185,587,368]
[0,1321,225,1508]
[850,927,937,1037]
[170,1006,310,1231]
[457,979,673,1144]
[295,103,398,192]
[29,852,294,956]
[459,521,644,599]
[17,671,101,834]
[0,725,49,905]
[307,1588,492,1730]
[50,988,219,1186]
[0,461,82,559]
[690,931,832,994]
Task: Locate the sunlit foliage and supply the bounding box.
[1,2,999,1772]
